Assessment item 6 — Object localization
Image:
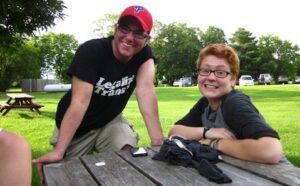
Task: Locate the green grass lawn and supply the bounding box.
[1,85,300,186]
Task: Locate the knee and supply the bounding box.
[0,131,31,156]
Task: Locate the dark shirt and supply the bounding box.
[175,90,279,139]
[56,36,155,137]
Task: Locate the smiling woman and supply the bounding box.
[169,44,284,164]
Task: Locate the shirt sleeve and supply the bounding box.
[222,91,280,139]
[175,97,208,127]
[68,40,103,85]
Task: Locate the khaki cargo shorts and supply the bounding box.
[50,114,139,157]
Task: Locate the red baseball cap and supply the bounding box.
[118,5,153,33]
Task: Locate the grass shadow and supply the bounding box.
[18,113,35,119]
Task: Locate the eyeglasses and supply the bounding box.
[198,68,231,78]
[116,24,149,39]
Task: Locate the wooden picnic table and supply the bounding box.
[43,146,300,186]
[0,93,43,116]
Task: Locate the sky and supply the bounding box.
[46,0,300,46]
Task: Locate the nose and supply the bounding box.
[124,31,135,39]
[207,71,217,80]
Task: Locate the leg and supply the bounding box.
[94,114,139,153]
[2,108,11,116]
[0,129,32,186]
[50,126,98,158]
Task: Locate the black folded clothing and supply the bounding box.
[152,136,232,184]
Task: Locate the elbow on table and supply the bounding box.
[262,151,282,164]
[260,145,283,164]
[256,137,283,164]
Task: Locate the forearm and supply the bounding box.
[217,137,283,164]
[136,86,164,145]
[54,100,89,156]
[169,125,203,140]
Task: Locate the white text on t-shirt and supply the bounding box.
[94,75,135,96]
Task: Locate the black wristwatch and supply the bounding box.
[203,127,210,139]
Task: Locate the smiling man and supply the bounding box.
[169,44,284,164]
[33,5,164,183]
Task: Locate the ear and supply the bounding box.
[114,23,118,34]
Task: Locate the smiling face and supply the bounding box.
[196,44,240,109]
[198,55,237,109]
[112,16,150,62]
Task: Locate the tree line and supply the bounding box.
[1,2,300,90]
[150,23,300,85]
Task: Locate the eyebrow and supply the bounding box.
[200,65,228,69]
[118,20,144,30]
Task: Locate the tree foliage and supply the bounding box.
[230,28,260,78]
[0,40,40,90]
[258,35,299,80]
[92,14,118,38]
[150,23,201,85]
[200,26,227,47]
[0,0,65,45]
[33,32,79,82]
[0,0,66,91]
[293,56,300,76]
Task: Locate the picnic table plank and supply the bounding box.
[43,147,299,186]
[217,163,281,186]
[80,151,156,186]
[43,157,98,186]
[0,102,10,113]
[118,148,281,186]
[117,148,213,186]
[221,155,300,186]
[0,101,9,107]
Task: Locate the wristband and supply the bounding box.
[203,127,210,139]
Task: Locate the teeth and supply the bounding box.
[123,42,132,47]
[205,84,217,89]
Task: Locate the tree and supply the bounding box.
[293,55,300,75]
[200,26,227,47]
[150,23,201,85]
[92,14,118,38]
[0,0,66,91]
[0,0,65,45]
[230,28,260,78]
[0,40,40,90]
[33,32,79,82]
[258,35,299,80]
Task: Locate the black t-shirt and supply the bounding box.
[56,36,156,137]
[175,90,279,139]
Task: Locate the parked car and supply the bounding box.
[293,75,300,84]
[239,75,254,86]
[258,73,272,84]
[277,75,289,84]
[173,77,192,87]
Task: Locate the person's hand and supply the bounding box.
[150,135,165,146]
[205,128,236,140]
[32,151,64,184]
[198,138,211,145]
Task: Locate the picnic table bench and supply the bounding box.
[0,93,44,116]
[43,146,300,186]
